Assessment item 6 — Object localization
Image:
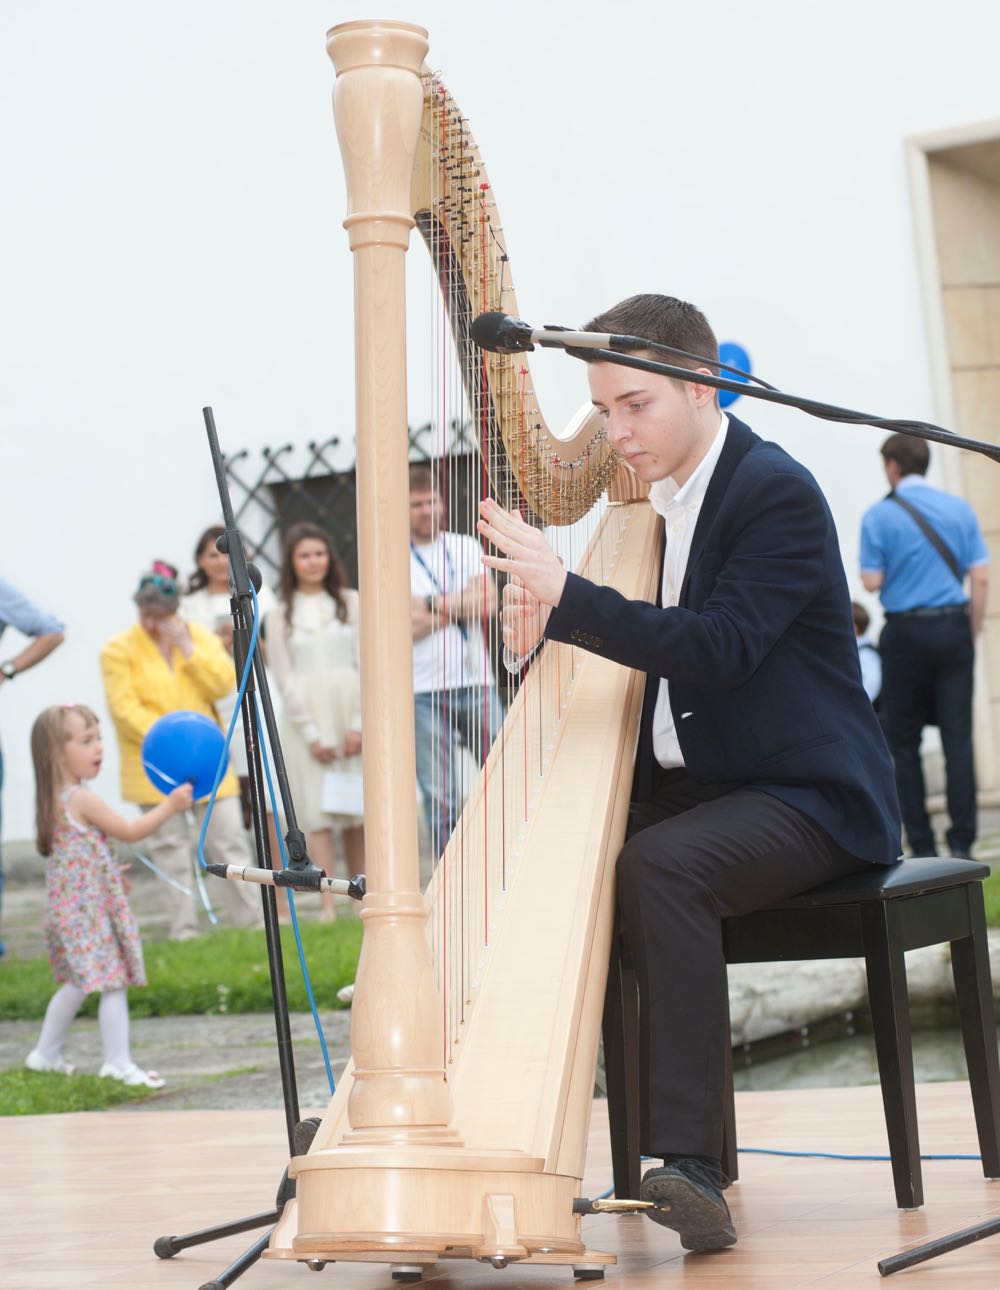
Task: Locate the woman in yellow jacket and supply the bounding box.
[100,564,261,940]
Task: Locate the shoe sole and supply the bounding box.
[640,1174,737,1252]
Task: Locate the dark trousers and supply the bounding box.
[879,611,976,855]
[616,769,869,1160]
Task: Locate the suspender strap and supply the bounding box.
[886,491,964,586]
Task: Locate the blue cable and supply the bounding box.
[736,1147,982,1162]
[255,692,337,1094]
[196,583,337,1094]
[597,1145,984,1203]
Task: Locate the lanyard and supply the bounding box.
[411,538,468,641]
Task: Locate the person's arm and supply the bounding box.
[0,579,65,684]
[429,570,499,623]
[859,509,885,596]
[480,471,832,689]
[0,630,64,684]
[99,637,163,742]
[500,581,551,659]
[858,643,882,702]
[174,621,237,702]
[71,783,193,841]
[411,596,437,640]
[344,591,362,754]
[969,563,989,639]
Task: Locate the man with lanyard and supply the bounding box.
[861,433,989,858]
[0,578,65,958]
[408,464,503,856]
[476,293,899,1252]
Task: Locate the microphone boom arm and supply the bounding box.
[576,346,1000,465]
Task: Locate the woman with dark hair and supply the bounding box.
[181,525,276,826]
[266,524,364,918]
[99,563,262,939]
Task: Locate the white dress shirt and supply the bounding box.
[648,413,729,767]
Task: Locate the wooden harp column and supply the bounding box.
[265,17,661,1274]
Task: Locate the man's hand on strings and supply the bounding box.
[477,501,568,607]
[501,580,551,657]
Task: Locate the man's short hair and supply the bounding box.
[408,462,436,495]
[582,294,720,377]
[880,433,929,477]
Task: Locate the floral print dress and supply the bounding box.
[44,786,146,992]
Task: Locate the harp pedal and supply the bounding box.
[572,1197,668,1216]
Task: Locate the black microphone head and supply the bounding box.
[469,312,535,354]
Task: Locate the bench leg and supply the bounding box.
[862,902,923,1209]
[721,975,738,1183]
[602,933,642,1200]
[951,884,1000,1179]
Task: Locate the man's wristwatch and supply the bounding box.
[0,661,17,680]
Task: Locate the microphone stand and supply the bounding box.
[152,407,363,1290]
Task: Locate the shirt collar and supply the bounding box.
[648,412,729,518]
[896,473,929,491]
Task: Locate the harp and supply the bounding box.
[267,18,660,1273]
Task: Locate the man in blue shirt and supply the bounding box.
[0,578,65,958]
[860,434,989,858]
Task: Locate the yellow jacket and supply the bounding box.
[100,621,240,804]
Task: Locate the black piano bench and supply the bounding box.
[603,855,1000,1211]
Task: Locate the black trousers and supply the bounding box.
[879,610,976,855]
[616,768,870,1160]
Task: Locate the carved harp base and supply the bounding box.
[265,1152,615,1268]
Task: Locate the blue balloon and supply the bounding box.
[141,710,228,800]
[718,341,752,409]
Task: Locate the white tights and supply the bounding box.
[34,984,131,1069]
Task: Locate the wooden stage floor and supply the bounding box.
[5,1082,1000,1289]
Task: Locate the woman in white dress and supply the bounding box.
[266,523,364,920]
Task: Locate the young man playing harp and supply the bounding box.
[478,293,900,1252]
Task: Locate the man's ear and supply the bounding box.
[689,368,718,407]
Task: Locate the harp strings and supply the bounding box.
[418,74,631,1066]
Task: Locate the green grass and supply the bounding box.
[0,1068,155,1115]
[983,868,1000,928]
[0,920,362,1022]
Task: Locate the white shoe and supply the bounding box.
[336,982,355,1005]
[99,1061,165,1090]
[25,1049,76,1075]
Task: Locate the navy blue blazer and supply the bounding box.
[545,415,901,866]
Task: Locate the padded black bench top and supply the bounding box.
[769,855,991,910]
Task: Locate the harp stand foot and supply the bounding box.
[152,410,340,1289]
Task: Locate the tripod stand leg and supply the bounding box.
[153,1209,280,1258]
[878,1215,1000,1275]
[196,1226,275,1290]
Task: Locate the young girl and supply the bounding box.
[24,704,192,1087]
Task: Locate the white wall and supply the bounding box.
[2,0,998,839]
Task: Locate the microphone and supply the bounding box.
[469,311,631,355]
[204,862,366,901]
